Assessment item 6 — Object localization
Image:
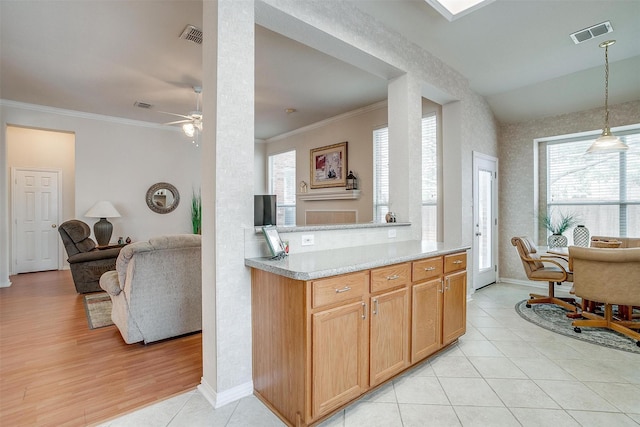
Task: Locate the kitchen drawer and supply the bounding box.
[412,257,443,282]
[370,263,410,294]
[312,272,368,309]
[444,253,467,273]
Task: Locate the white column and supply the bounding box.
[441,101,463,245]
[199,0,255,407]
[388,74,422,239]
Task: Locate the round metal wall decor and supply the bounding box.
[145,182,180,214]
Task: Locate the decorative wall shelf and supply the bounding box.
[297,190,361,201]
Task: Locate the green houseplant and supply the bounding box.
[538,209,579,247]
[191,189,201,235]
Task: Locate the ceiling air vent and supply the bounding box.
[570,21,613,44]
[134,101,153,109]
[180,25,203,45]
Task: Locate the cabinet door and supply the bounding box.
[312,300,369,418]
[411,278,442,363]
[370,287,410,386]
[442,270,467,345]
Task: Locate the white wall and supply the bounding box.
[265,102,387,224]
[1,101,201,277]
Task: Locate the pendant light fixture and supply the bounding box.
[587,40,628,154]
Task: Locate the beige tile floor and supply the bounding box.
[97,282,640,426]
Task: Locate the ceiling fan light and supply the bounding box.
[183,123,195,137]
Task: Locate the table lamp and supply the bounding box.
[85,201,121,246]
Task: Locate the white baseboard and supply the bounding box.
[498,277,574,294]
[0,278,12,288]
[198,378,254,409]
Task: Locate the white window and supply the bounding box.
[268,150,296,226]
[373,126,389,222]
[373,115,438,237]
[421,114,438,240]
[544,127,640,241]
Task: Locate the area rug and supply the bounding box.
[515,300,640,354]
[83,292,114,329]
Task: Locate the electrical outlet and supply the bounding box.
[301,234,315,246]
[388,229,397,238]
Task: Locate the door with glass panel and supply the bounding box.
[472,153,498,290]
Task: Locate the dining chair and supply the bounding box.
[569,246,640,346]
[511,236,577,312]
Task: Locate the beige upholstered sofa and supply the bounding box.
[99,234,202,344]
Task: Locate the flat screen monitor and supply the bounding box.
[254,195,277,226]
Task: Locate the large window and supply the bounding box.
[373,126,389,223]
[373,114,438,238]
[544,128,640,241]
[421,114,438,240]
[268,150,296,226]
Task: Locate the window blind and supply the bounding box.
[545,128,640,237]
[269,150,296,226]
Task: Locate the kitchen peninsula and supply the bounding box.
[246,240,470,427]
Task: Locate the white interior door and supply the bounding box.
[472,153,498,290]
[13,168,61,273]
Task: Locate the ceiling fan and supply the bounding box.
[159,86,203,138]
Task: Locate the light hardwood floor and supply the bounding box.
[0,270,202,426]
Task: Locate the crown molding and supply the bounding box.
[0,99,180,132]
[265,100,388,143]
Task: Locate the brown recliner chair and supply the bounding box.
[58,220,122,293]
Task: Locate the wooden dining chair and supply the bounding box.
[511,236,577,312]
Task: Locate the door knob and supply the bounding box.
[51,224,57,228]
[475,232,481,236]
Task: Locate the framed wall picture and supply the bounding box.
[261,225,285,258]
[310,142,348,189]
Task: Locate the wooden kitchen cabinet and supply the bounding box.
[410,277,442,363]
[312,300,369,418]
[251,250,467,427]
[369,286,410,386]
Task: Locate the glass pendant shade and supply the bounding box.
[587,39,628,154]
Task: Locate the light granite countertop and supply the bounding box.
[245,240,470,281]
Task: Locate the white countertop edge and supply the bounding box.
[245,241,470,281]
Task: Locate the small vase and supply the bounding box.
[573,225,589,247]
[548,234,568,248]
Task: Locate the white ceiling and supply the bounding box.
[1,1,639,141]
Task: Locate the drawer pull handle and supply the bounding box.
[386,274,400,281]
[424,266,436,271]
[362,302,367,319]
[335,286,351,294]
[439,279,444,293]
[445,277,451,291]
[452,260,463,264]
[373,299,379,315]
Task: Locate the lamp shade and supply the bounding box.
[85,201,121,218]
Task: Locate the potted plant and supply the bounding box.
[191,189,201,235]
[538,209,579,247]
